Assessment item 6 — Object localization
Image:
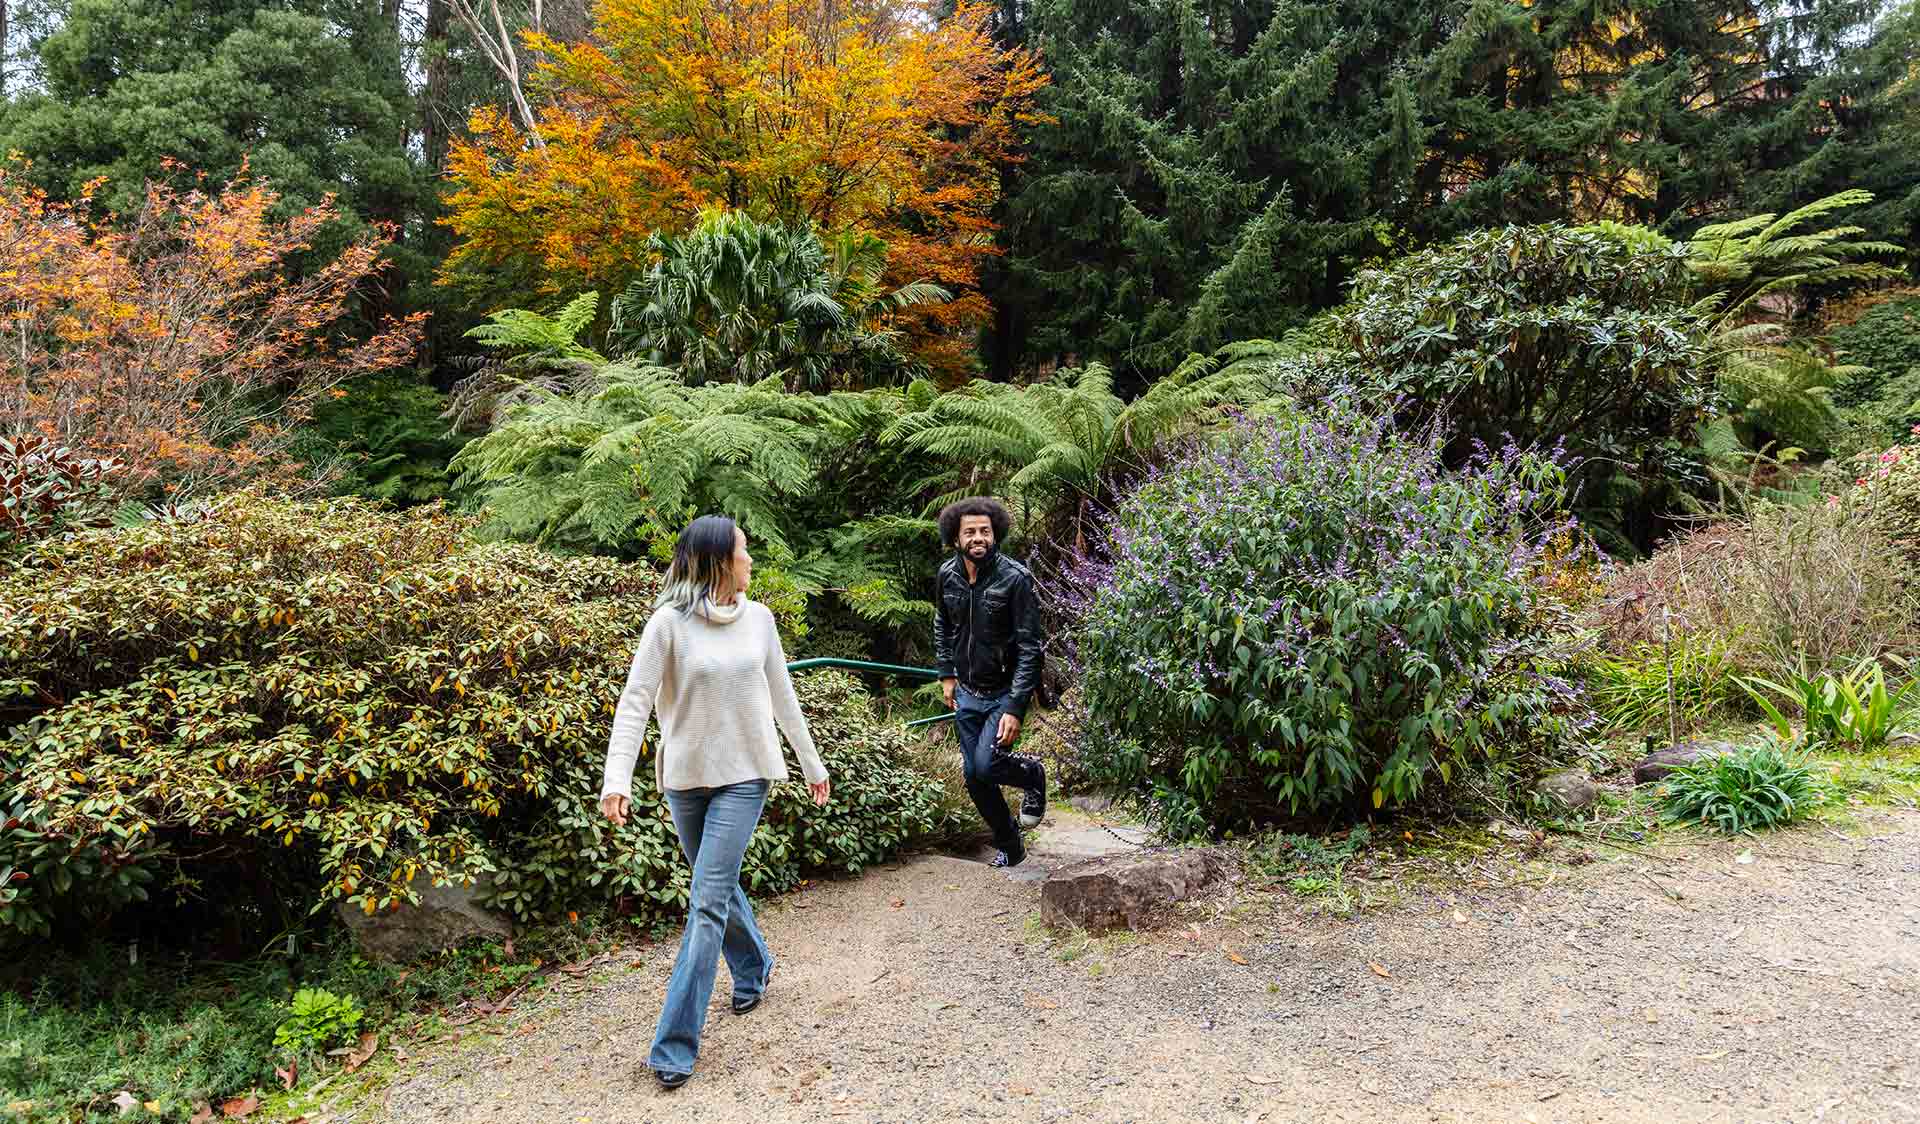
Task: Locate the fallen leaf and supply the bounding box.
[394,970,410,984]
[1023,994,1060,1010]
[1368,961,1393,979]
[1452,910,1470,924]
[7,1102,34,1115]
[221,1094,259,1118]
[345,1031,379,1073]
[1010,1083,1034,1095]
[1735,850,1755,865]
[504,938,516,959]
[1696,1050,1730,1061]
[189,1103,214,1124]
[276,1059,298,1091]
[889,898,905,909]
[1222,945,1250,966]
[144,1104,161,1115]
[112,1091,139,1115]
[392,1042,410,1062]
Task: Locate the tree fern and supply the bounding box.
[1679,191,1905,454]
[450,363,860,556]
[886,360,1253,550]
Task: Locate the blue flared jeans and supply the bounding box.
[649,778,773,1077]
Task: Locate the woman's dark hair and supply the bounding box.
[937,497,1011,547]
[657,514,740,614]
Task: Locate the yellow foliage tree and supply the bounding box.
[441,0,1046,376]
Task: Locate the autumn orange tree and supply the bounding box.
[441,0,1045,376]
[0,166,423,496]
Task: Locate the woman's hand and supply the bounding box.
[807,779,831,806]
[599,793,631,826]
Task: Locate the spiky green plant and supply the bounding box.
[609,210,946,391]
[1661,742,1826,835]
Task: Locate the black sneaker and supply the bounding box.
[655,1069,691,1090]
[990,844,1025,868]
[1018,762,1048,829]
[733,958,773,1014]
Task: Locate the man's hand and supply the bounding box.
[598,793,630,826]
[808,779,831,806]
[996,712,1021,748]
[941,677,957,709]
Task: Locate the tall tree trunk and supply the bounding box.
[422,0,451,177]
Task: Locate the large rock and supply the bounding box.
[337,874,514,962]
[1068,792,1117,814]
[1040,849,1219,933]
[1633,740,1737,784]
[1536,768,1600,812]
[1889,731,1920,750]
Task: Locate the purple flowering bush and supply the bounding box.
[1064,399,1590,837]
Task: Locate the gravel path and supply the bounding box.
[373,806,1920,1124]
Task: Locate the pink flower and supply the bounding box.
[1884,451,1901,463]
[1827,495,1842,508]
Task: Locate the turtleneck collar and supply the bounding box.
[698,595,746,624]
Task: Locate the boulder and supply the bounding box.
[1888,731,1920,750]
[1633,740,1737,784]
[1536,768,1600,812]
[1040,849,1220,933]
[336,874,514,962]
[1068,792,1117,814]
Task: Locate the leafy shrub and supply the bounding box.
[1832,294,1920,449]
[1328,224,1713,551]
[290,372,471,505]
[1741,657,1918,751]
[1065,400,1590,838]
[0,435,123,554]
[1661,743,1825,834]
[271,988,363,1057]
[1590,637,1740,734]
[1848,425,1920,563]
[0,494,950,946]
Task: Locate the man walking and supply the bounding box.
[933,497,1047,868]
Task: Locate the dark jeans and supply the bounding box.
[954,685,1043,852]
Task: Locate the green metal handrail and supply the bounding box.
[785,657,955,728]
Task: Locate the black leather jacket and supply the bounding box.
[933,551,1044,718]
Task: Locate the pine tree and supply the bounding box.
[993,0,1436,383]
[0,0,429,261]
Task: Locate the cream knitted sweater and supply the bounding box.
[599,597,829,797]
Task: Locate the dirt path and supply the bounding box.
[373,807,1920,1124]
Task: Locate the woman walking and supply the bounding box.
[598,515,831,1090]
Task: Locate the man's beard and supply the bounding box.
[962,542,996,563]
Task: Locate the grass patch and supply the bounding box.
[0,907,653,1123]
